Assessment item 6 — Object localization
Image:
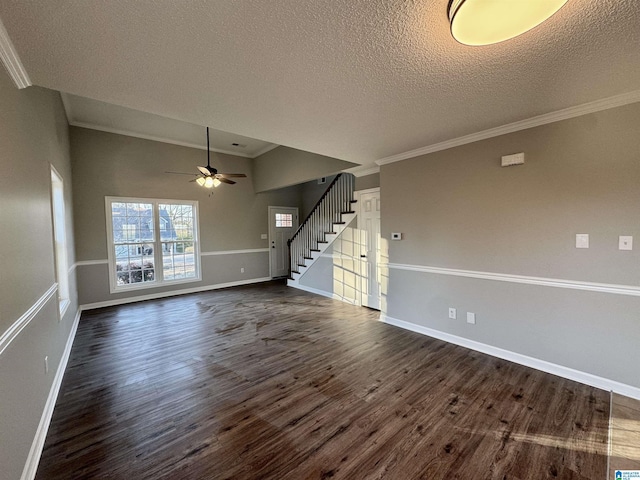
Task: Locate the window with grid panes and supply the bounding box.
[105,197,200,292]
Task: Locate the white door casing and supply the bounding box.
[269,206,299,278]
[358,189,381,310]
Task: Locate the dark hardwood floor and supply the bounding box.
[36,281,610,479]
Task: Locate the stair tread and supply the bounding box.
[310,249,320,252]
[350,200,358,203]
[318,241,328,244]
[325,232,337,235]
[334,222,346,225]
[341,211,356,214]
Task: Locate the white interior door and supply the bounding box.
[358,189,381,309]
[269,206,299,278]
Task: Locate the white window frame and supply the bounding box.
[105,196,201,293]
[50,166,70,318]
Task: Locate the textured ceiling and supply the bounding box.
[1,0,639,165]
[61,93,277,158]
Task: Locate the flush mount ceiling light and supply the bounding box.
[448,0,569,46]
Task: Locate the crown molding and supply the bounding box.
[62,92,278,158]
[70,121,264,158]
[0,16,31,89]
[377,90,640,166]
[344,165,380,177]
[60,92,278,158]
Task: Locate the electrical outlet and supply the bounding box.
[261,234,268,240]
[619,236,633,251]
[44,356,49,374]
[466,312,476,325]
[448,308,457,319]
[240,267,245,273]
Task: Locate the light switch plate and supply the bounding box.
[466,312,476,325]
[619,236,633,251]
[576,234,589,249]
[261,234,268,240]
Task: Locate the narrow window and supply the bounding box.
[51,166,70,316]
[275,213,293,228]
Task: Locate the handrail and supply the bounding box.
[287,173,355,278]
[288,173,343,246]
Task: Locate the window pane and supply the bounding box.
[162,242,196,281]
[159,203,194,241]
[158,205,178,241]
[51,168,69,312]
[108,198,197,290]
[112,202,153,243]
[275,213,292,228]
[116,257,155,285]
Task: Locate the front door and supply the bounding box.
[269,206,299,278]
[358,189,381,309]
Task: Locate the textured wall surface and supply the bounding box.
[252,146,355,193]
[0,71,78,480]
[71,127,302,305]
[382,103,640,387]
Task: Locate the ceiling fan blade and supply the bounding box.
[197,165,216,175]
[165,171,199,176]
[217,173,247,178]
[217,176,236,185]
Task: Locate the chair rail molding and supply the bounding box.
[385,262,640,297]
[0,284,57,356]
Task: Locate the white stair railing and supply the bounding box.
[288,173,355,277]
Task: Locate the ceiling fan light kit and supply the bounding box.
[448,0,569,46]
[166,126,247,188]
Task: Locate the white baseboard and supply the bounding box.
[288,282,360,306]
[80,277,272,310]
[380,314,640,401]
[21,309,81,480]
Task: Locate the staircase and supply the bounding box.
[287,173,356,285]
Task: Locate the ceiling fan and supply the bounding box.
[165,127,247,188]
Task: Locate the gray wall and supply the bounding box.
[382,103,640,388]
[71,127,302,305]
[298,171,379,221]
[298,175,336,220]
[355,172,380,191]
[0,71,78,480]
[252,145,357,193]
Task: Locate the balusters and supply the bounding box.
[289,173,355,277]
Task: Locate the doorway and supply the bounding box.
[268,206,299,278]
[358,188,381,310]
